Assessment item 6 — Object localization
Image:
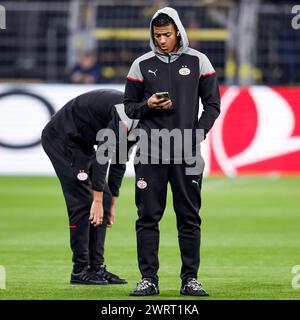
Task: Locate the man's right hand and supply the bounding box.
[89,200,104,227]
[90,191,104,227]
[147,94,172,110]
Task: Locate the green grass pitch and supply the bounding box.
[0,175,299,300]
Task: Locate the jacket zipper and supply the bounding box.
[168,54,172,104]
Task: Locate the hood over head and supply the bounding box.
[149,7,189,56]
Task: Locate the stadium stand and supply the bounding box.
[0,0,299,85]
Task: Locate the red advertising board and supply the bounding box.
[210,86,300,175]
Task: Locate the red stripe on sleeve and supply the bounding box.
[200,72,216,77]
[127,76,144,83]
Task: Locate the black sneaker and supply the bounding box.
[70,267,108,285]
[94,265,128,285]
[180,278,209,296]
[130,278,159,296]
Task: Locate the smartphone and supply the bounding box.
[155,91,170,100]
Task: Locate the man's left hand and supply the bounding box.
[107,197,118,228]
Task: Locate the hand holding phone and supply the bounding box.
[155,92,170,100]
[148,92,172,110]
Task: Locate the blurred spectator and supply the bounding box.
[69,51,103,84]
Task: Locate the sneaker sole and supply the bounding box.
[107,281,128,285]
[70,280,108,285]
[180,291,209,297]
[129,290,160,296]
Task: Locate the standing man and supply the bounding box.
[41,89,137,285]
[124,7,220,296]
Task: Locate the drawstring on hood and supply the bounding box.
[150,7,189,60]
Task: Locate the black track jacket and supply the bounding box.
[124,7,220,160]
[44,89,134,195]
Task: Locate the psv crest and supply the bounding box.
[179,65,191,76]
[77,170,88,181]
[137,178,147,189]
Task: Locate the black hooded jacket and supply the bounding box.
[124,7,220,160]
[43,89,131,195]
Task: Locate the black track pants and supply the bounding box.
[134,162,203,284]
[41,127,112,272]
